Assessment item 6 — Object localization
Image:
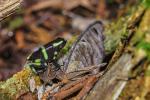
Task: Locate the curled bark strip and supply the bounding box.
[53,81,84,100]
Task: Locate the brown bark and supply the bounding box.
[0,0,22,21]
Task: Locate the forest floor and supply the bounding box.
[1,0,150,100]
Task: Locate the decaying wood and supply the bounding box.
[86,6,146,100]
[75,75,98,100]
[0,0,22,21]
[52,74,98,100]
[86,54,132,100]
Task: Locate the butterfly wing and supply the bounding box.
[27,38,66,62]
[64,21,105,72]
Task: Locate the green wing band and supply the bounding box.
[31,67,37,74]
[35,59,41,62]
[41,46,48,60]
[53,41,63,47]
[28,62,41,66]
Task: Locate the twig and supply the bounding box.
[75,75,98,100]
[53,81,84,100]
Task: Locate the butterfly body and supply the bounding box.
[27,38,66,74]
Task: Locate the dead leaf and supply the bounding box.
[29,24,54,44]
[27,0,95,13]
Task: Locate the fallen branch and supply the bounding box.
[0,0,22,21]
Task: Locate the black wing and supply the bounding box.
[27,38,66,62]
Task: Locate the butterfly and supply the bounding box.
[64,21,105,72]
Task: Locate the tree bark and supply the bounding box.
[0,0,22,21]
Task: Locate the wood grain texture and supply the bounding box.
[86,54,133,100]
[0,0,22,21]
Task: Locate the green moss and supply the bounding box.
[0,89,11,100]
[137,40,150,60]
[141,0,150,8]
[0,67,41,99]
[145,65,150,76]
[9,17,24,30]
[137,40,150,51]
[59,35,77,56]
[145,69,150,76]
[104,17,128,54]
